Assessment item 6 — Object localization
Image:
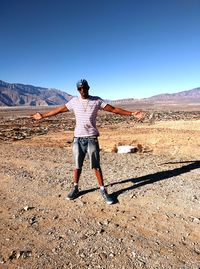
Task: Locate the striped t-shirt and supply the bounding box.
[65,95,107,137]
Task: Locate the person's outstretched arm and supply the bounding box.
[103,104,145,120]
[31,105,69,120]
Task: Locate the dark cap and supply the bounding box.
[76,79,90,89]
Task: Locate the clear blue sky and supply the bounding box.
[0,0,200,99]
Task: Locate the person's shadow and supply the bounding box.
[78,160,200,204]
[109,160,200,203]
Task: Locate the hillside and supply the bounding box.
[147,88,200,102]
[1,79,200,107]
[111,88,200,105]
[0,80,72,106]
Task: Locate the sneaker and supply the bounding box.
[66,185,79,200]
[100,188,114,205]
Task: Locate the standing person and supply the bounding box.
[32,79,145,204]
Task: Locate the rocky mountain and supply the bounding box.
[110,87,200,105]
[0,80,73,106]
[146,88,200,102]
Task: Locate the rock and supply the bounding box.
[0,255,6,264]
[8,250,17,260]
[194,247,200,254]
[117,145,137,154]
[29,216,37,225]
[99,252,108,259]
[23,206,34,211]
[18,250,32,259]
[109,252,115,258]
[190,216,200,223]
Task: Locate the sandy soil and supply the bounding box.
[0,113,200,269]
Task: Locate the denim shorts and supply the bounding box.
[72,136,101,169]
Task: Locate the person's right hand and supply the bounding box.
[31,112,43,120]
[133,111,146,121]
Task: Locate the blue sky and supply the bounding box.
[0,0,200,99]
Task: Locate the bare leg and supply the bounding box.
[94,167,114,204]
[73,168,82,184]
[93,167,104,187]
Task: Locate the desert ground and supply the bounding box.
[0,106,200,269]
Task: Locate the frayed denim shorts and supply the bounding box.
[72,136,101,169]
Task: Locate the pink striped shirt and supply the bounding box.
[65,95,107,137]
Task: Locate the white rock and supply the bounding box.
[117,145,137,154]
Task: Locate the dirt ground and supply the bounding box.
[0,110,200,269]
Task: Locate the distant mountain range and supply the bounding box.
[0,79,200,106]
[146,88,200,102]
[109,88,200,106]
[0,80,72,106]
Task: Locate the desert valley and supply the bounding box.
[0,81,200,268]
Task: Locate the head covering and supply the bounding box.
[76,79,90,90]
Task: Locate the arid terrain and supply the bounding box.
[0,106,200,269]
